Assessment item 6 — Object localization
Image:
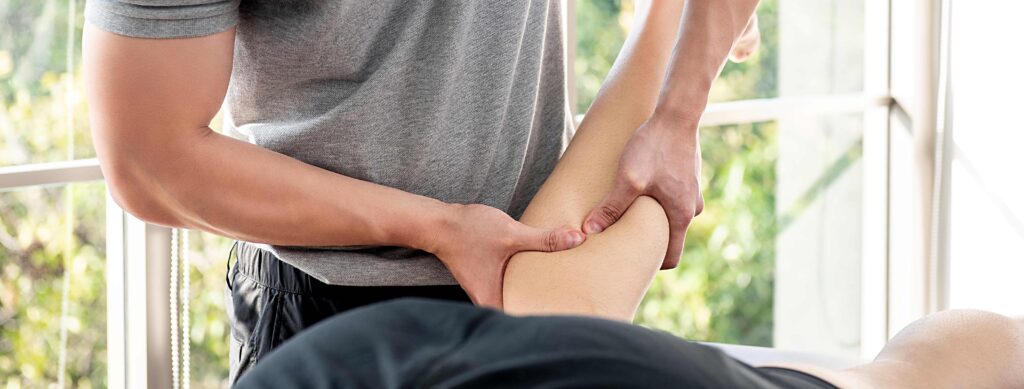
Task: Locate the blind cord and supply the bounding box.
[182,230,191,388]
[170,228,192,389]
[57,0,77,387]
[170,229,180,389]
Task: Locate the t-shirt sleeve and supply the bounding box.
[85,0,240,39]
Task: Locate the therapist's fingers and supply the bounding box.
[470,281,504,310]
[654,192,697,270]
[583,176,643,234]
[513,225,586,253]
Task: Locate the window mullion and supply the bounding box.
[0,159,102,191]
[701,93,890,127]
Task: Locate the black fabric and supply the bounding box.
[226,243,471,384]
[235,298,838,389]
[758,367,839,389]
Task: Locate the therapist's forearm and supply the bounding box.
[102,124,450,249]
[653,0,760,126]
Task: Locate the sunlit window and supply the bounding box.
[576,0,868,358]
[13,0,1006,387]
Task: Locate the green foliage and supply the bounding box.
[1,1,110,387]
[575,0,780,346]
[574,0,632,114]
[0,0,94,166]
[0,184,107,388]
[638,121,777,346]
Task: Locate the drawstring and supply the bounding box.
[226,240,239,289]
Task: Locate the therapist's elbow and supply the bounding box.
[99,145,186,228]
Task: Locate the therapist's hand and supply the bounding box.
[582,113,704,269]
[430,204,586,308]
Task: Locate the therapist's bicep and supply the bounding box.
[83,24,235,220]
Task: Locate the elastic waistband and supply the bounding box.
[232,241,467,297]
[234,241,352,295]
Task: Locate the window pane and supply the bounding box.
[772,113,864,357]
[0,0,93,167]
[573,0,864,113]
[946,0,1024,317]
[0,182,106,386]
[776,0,864,98]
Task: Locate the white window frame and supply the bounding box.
[563,0,897,358]
[2,0,966,383]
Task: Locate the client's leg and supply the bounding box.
[502,1,683,321]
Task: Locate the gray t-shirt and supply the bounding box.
[86,0,571,286]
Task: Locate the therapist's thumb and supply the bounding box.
[514,225,586,253]
[583,180,641,234]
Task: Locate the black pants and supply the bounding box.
[235,298,837,389]
[226,242,471,383]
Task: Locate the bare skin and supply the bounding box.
[772,310,1024,388]
[82,25,584,308]
[504,2,1024,388]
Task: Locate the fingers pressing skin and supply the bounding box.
[471,225,584,308]
[516,225,587,253]
[695,142,705,217]
[648,175,699,268]
[658,200,695,269]
[434,204,586,309]
[695,190,705,217]
[472,272,506,310]
[586,175,698,269]
[583,174,645,234]
[582,118,703,270]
